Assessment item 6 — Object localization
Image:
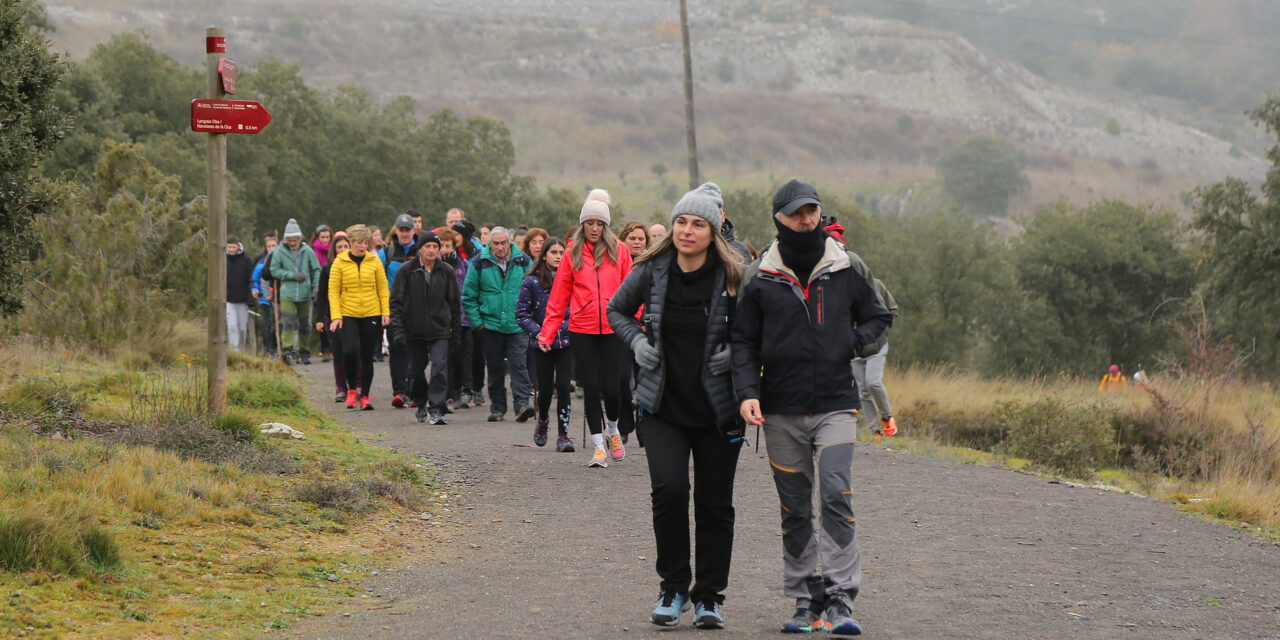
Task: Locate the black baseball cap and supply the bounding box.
[772,179,822,215]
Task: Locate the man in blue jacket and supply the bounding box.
[732,180,892,636]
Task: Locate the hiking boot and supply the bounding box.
[650,590,690,626]
[608,433,626,462]
[428,410,447,426]
[781,606,823,633]
[821,592,862,636]
[515,405,536,423]
[300,353,312,365]
[533,418,549,447]
[360,396,374,411]
[345,389,359,409]
[487,411,503,422]
[555,434,575,453]
[456,392,472,409]
[415,405,429,423]
[881,416,897,437]
[472,390,486,407]
[391,394,406,409]
[588,446,608,468]
[693,599,725,629]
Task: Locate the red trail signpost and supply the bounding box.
[190,99,272,134]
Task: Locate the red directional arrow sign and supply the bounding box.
[190,99,272,134]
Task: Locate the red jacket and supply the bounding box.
[539,240,632,343]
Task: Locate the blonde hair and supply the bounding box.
[570,224,620,271]
[345,224,371,244]
[637,231,744,297]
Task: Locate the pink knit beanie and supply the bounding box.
[579,189,611,225]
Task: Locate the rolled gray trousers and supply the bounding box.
[851,343,891,430]
[762,410,861,606]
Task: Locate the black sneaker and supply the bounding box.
[487,411,504,422]
[428,410,447,426]
[415,406,429,423]
[515,405,536,422]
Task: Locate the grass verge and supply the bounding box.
[874,366,1280,542]
[0,338,448,638]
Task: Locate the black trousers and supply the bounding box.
[471,328,486,394]
[569,332,625,435]
[618,351,637,437]
[643,414,741,603]
[534,347,574,429]
[388,334,409,397]
[450,326,474,396]
[340,316,381,396]
[259,302,277,356]
[408,339,450,411]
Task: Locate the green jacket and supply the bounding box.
[461,244,533,334]
[269,243,322,303]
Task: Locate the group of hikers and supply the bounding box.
[224,180,902,634]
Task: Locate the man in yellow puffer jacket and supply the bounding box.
[328,224,391,410]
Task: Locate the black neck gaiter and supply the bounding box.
[773,215,826,284]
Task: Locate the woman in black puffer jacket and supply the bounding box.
[606,186,745,631]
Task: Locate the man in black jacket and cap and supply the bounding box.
[731,179,892,636]
[389,231,461,425]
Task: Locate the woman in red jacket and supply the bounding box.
[539,189,633,468]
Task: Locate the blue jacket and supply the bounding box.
[517,274,569,350]
[379,239,416,291]
[252,261,271,306]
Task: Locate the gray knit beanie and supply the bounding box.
[670,182,723,233]
[283,218,303,239]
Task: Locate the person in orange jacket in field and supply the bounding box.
[1099,364,1128,391]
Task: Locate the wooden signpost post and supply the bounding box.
[197,28,272,415]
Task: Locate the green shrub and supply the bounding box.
[999,398,1116,478]
[900,399,1007,451]
[228,373,305,412]
[1105,117,1121,135]
[215,411,259,443]
[112,416,294,475]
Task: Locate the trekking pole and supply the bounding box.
[755,425,760,453]
[273,289,283,360]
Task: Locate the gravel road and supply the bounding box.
[291,362,1280,639]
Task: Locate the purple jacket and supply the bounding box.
[445,252,471,328]
[517,274,569,350]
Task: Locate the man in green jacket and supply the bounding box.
[270,218,323,364]
[461,227,534,422]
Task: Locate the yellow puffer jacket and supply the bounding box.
[328,250,390,319]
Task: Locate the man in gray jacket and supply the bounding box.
[851,278,899,438]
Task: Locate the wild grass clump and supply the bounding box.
[361,479,420,510]
[112,416,294,476]
[228,372,306,412]
[214,411,260,444]
[290,481,370,513]
[3,376,86,433]
[0,510,121,574]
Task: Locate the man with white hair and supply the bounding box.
[461,226,536,422]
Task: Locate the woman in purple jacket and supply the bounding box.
[440,229,477,409]
[516,238,575,452]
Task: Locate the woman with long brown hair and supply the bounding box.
[517,238,575,452]
[607,186,744,629]
[538,190,632,467]
[616,220,652,445]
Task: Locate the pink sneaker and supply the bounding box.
[607,433,625,462]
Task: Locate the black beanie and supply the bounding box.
[411,231,440,255]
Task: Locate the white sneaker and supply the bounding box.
[588,446,608,468]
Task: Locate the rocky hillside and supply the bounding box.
[43,0,1267,192]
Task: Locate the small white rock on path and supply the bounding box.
[291,362,1280,639]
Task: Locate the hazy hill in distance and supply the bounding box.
[43,0,1270,216]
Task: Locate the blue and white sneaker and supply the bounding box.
[694,599,725,629]
[650,590,690,626]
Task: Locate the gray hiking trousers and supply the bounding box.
[851,343,892,432]
[762,410,861,607]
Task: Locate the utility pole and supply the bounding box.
[679,0,700,189]
[205,26,228,415]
